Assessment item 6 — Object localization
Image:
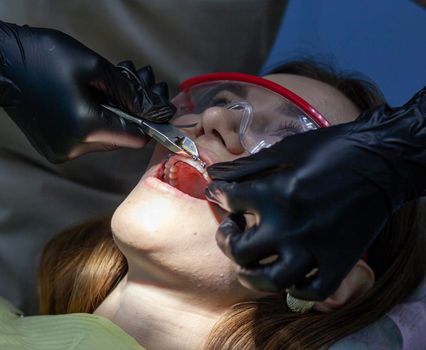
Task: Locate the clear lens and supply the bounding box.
[171,80,322,154]
[238,94,320,154]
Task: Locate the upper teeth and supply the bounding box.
[163,155,210,185]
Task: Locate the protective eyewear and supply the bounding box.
[171,72,330,154]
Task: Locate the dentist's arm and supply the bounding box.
[0,21,175,163]
[206,87,426,301]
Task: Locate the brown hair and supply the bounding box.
[38,216,127,314]
[38,61,426,349]
[267,59,385,111]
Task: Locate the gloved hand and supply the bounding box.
[0,21,175,163]
[206,87,426,301]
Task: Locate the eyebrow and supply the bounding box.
[278,101,300,115]
[204,83,248,99]
[219,83,247,97]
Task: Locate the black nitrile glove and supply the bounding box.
[0,21,175,163]
[206,87,426,301]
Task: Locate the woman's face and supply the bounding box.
[111,73,360,305]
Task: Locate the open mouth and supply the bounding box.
[157,155,210,199]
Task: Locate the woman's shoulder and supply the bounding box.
[0,296,144,350]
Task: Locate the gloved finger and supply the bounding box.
[207,137,299,181]
[272,246,316,291]
[288,274,334,301]
[207,149,282,181]
[237,246,315,292]
[136,65,155,88]
[0,76,21,107]
[205,180,264,213]
[116,60,137,73]
[150,81,169,99]
[288,260,352,301]
[215,214,245,258]
[115,62,158,103]
[289,242,364,301]
[112,63,175,122]
[225,219,282,267]
[116,60,140,84]
[95,62,142,115]
[140,89,176,122]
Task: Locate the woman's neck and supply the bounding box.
[94,274,225,350]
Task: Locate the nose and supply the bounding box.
[194,107,245,154]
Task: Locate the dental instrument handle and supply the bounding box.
[101,105,206,167]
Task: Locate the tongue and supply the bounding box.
[173,162,209,199]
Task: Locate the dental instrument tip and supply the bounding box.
[193,155,206,169]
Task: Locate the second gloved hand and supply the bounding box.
[0,21,175,162]
[206,87,426,301]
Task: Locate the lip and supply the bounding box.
[141,142,219,201]
[143,150,212,202]
[142,162,206,202]
[196,145,217,167]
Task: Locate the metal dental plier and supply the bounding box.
[102,105,206,168]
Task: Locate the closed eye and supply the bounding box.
[207,90,241,108]
[268,120,304,137]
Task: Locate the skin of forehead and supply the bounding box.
[263,74,361,125]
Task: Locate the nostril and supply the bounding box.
[212,129,226,147]
[194,123,204,137]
